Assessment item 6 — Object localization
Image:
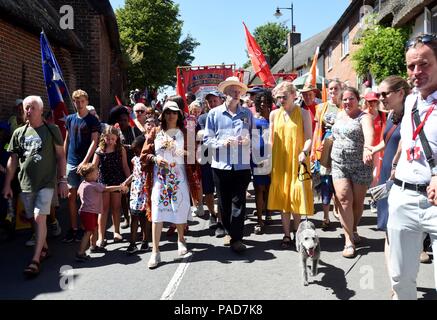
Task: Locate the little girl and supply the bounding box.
[123,135,150,254]
[76,163,127,261]
[92,126,131,246]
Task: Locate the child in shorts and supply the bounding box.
[76,163,127,261]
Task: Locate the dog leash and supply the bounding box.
[298,162,312,222]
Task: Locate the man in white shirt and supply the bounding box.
[388,34,437,300]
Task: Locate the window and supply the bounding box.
[342,27,350,57]
[328,46,333,70]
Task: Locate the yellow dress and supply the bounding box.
[267,106,313,215]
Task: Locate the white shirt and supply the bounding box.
[396,90,437,184]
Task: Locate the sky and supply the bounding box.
[109,0,350,95]
[109,0,351,67]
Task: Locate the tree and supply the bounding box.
[352,22,411,84]
[244,22,289,69]
[116,0,199,90]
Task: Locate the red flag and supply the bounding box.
[243,22,276,88]
[305,47,319,88]
[176,67,188,113]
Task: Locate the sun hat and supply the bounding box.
[299,84,317,93]
[217,76,248,95]
[158,101,184,120]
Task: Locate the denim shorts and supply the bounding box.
[20,188,54,219]
[67,163,83,189]
[320,175,335,205]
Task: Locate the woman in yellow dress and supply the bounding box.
[267,81,313,249]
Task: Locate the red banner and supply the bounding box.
[180,66,234,96]
[243,22,276,88]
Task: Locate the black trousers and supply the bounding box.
[212,168,251,243]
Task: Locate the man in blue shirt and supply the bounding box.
[204,77,254,253]
[63,89,100,243]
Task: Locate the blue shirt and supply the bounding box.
[204,103,254,170]
[66,113,101,165]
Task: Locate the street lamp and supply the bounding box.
[274,3,294,71]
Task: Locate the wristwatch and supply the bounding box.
[431,166,437,176]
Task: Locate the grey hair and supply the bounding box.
[23,96,44,111]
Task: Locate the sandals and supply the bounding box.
[342,244,356,258]
[254,223,265,235]
[113,234,123,243]
[353,232,361,245]
[321,219,330,230]
[281,235,292,249]
[39,247,50,261]
[23,260,40,276]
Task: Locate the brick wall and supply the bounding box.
[0,1,125,124]
[0,20,75,121]
[324,11,361,88]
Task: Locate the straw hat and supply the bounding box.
[218,76,248,95]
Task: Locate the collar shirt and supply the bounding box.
[396,90,437,184]
[203,103,254,170]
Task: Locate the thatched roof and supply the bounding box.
[271,26,333,74]
[0,0,84,49]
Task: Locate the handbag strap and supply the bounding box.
[384,122,398,144]
[412,99,436,170]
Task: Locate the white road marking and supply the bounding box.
[160,252,193,300]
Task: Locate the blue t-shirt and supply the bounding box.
[66,113,101,165]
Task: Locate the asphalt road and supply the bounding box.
[0,189,435,301]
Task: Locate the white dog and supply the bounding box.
[296,220,321,286]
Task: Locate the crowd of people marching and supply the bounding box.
[1,33,437,300]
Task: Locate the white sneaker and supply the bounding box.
[25,234,36,247]
[49,219,62,237]
[177,240,188,256]
[148,251,161,269]
[192,205,205,217]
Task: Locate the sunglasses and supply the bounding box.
[405,34,437,49]
[379,89,400,99]
[134,110,145,114]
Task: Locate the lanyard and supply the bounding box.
[411,103,435,142]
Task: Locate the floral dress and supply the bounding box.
[151,129,192,224]
[129,156,148,212]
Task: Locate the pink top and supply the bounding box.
[77,181,106,214]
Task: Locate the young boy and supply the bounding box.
[76,163,127,261]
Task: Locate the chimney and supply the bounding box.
[287,31,301,50]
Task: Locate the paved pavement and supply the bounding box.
[0,189,435,300]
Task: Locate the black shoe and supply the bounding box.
[215,223,226,238]
[90,246,107,253]
[75,253,91,262]
[62,228,76,243]
[126,243,138,255]
[139,241,149,252]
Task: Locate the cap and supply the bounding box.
[205,90,221,98]
[364,92,380,102]
[247,86,265,95]
[15,99,23,106]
